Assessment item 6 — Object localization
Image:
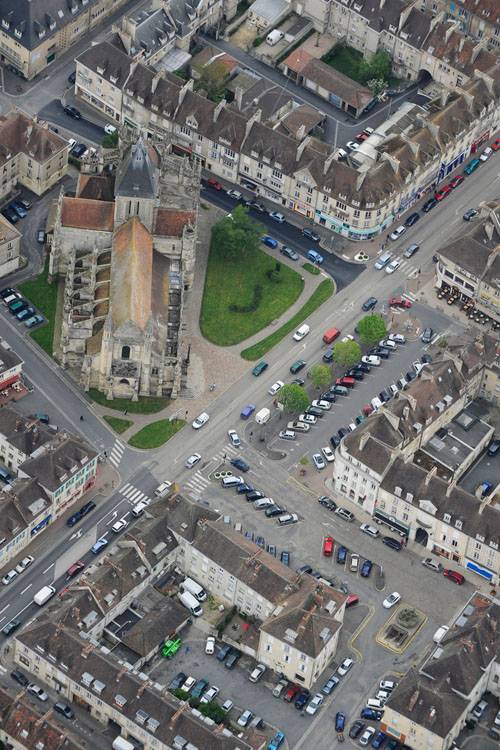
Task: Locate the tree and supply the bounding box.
[211,205,262,261]
[360,51,392,85]
[196,60,228,102]
[102,130,118,149]
[357,314,387,346]
[278,384,309,413]
[333,340,362,367]
[310,363,331,389]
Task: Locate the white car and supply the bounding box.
[104,124,117,135]
[200,685,220,703]
[359,727,375,746]
[337,658,354,676]
[298,413,317,425]
[279,429,296,440]
[228,429,241,447]
[227,189,242,200]
[389,333,406,344]
[340,334,354,343]
[181,676,196,692]
[111,518,128,534]
[311,399,331,410]
[362,355,381,366]
[433,625,450,643]
[237,709,253,727]
[322,446,335,462]
[383,592,401,609]
[192,412,209,429]
[27,684,48,701]
[480,146,492,161]
[15,555,34,574]
[346,141,359,151]
[185,453,201,469]
[305,693,324,715]
[269,211,285,223]
[312,453,326,470]
[360,523,379,538]
[249,663,266,683]
[494,709,500,726]
[293,324,310,341]
[389,225,406,241]
[385,259,401,274]
[377,689,391,702]
[205,636,216,654]
[380,680,397,691]
[268,380,284,396]
[1,569,17,585]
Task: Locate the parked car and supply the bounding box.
[403,243,419,258]
[290,359,306,374]
[404,212,420,227]
[359,727,376,746]
[312,453,326,470]
[305,693,324,715]
[349,720,365,739]
[362,297,378,311]
[382,536,403,551]
[422,197,437,212]
[269,211,285,223]
[294,690,310,710]
[237,709,254,727]
[322,675,340,695]
[54,702,75,719]
[323,536,334,556]
[302,228,320,242]
[307,249,323,264]
[421,557,442,572]
[27,684,48,701]
[389,296,411,308]
[335,712,346,732]
[261,235,278,249]
[337,658,354,676]
[207,177,222,190]
[185,453,201,469]
[383,592,401,609]
[25,314,44,328]
[389,225,406,241]
[443,569,465,585]
[463,208,478,221]
[361,559,373,577]
[15,555,34,574]
[10,669,29,686]
[421,327,433,343]
[63,105,81,119]
[281,245,299,260]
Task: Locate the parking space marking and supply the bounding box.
[347,604,375,662]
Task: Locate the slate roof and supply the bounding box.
[279,105,325,139]
[120,598,188,657]
[0,110,66,167]
[115,138,158,199]
[153,209,195,237]
[76,40,132,89]
[76,173,115,202]
[0,0,98,51]
[111,218,153,330]
[302,58,372,110]
[0,212,21,243]
[438,214,499,281]
[20,436,97,492]
[0,406,53,456]
[0,478,51,545]
[0,344,23,377]
[163,492,220,542]
[61,198,115,232]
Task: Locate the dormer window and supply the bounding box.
[2,19,10,30]
[96,65,105,75]
[443,513,451,523]
[110,75,118,84]
[14,27,23,38]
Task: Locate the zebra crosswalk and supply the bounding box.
[393,256,421,278]
[211,443,239,464]
[184,470,211,495]
[119,483,151,506]
[108,439,125,468]
[183,443,242,496]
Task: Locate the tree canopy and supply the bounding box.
[333,340,362,367]
[310,363,332,389]
[211,205,262,261]
[196,61,228,102]
[278,383,310,413]
[357,314,387,345]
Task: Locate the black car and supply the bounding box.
[320,391,336,402]
[362,296,378,311]
[2,207,19,223]
[80,500,96,517]
[216,644,232,662]
[66,510,82,527]
[421,354,432,364]
[404,212,420,227]
[306,406,323,418]
[267,544,276,556]
[291,378,305,386]
[246,200,266,213]
[297,564,313,575]
[2,619,21,636]
[0,287,16,299]
[54,702,75,719]
[265,504,285,517]
[379,391,391,402]
[355,362,371,373]
[70,143,87,158]
[318,496,331,508]
[68,71,76,84]
[421,327,433,344]
[11,669,29,686]
[230,457,249,472]
[422,197,437,213]
[322,348,334,363]
[237,483,253,494]
[64,105,81,119]
[330,434,341,448]
[338,427,350,439]
[371,347,390,359]
[405,370,417,382]
[168,671,187,690]
[337,546,348,564]
[349,720,365,739]
[382,535,403,551]
[487,439,500,457]
[302,227,320,242]
[255,536,265,549]
[225,649,241,669]
[463,208,478,221]
[246,490,264,501]
[347,369,364,380]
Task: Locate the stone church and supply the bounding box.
[49,135,199,400]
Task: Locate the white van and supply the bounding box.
[131,500,148,517]
[293,324,310,341]
[366,698,384,710]
[371,397,383,411]
[374,252,392,270]
[277,513,298,526]
[255,407,271,425]
[154,481,171,498]
[181,577,207,602]
[178,590,203,617]
[34,585,56,606]
[221,475,243,488]
[266,30,284,46]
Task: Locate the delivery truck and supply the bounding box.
[255,407,271,425]
[33,585,56,606]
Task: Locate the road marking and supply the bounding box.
[347,604,375,662]
[0,604,10,614]
[0,617,4,625]
[20,584,32,595]
[42,563,54,574]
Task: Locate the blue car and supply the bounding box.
[25,314,44,327]
[230,457,249,472]
[280,550,290,566]
[361,559,373,577]
[372,730,387,748]
[16,306,35,321]
[294,691,310,710]
[91,537,109,554]
[337,546,348,564]
[307,249,324,264]
[335,712,346,732]
[361,708,383,721]
[268,731,285,750]
[321,675,339,695]
[10,201,27,219]
[261,235,278,249]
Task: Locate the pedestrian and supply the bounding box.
[124,409,128,416]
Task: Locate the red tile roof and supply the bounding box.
[61,197,115,232]
[112,217,153,330]
[282,48,313,74]
[154,208,195,237]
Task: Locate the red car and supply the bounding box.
[491,138,500,152]
[66,560,85,579]
[207,178,222,190]
[448,175,464,189]
[362,404,374,416]
[443,569,465,585]
[323,536,334,557]
[284,684,300,702]
[356,132,369,143]
[346,594,359,608]
[435,185,452,201]
[389,296,412,309]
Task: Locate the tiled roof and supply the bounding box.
[111,217,153,330]
[0,110,66,166]
[20,436,97,492]
[153,208,195,237]
[76,173,115,202]
[301,59,372,110]
[61,197,114,232]
[282,48,313,74]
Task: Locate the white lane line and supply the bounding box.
[0,604,10,615]
[20,584,32,595]
[42,563,54,574]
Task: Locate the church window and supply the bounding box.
[121,346,131,360]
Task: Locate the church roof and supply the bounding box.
[115,138,158,199]
[61,198,114,231]
[111,218,153,331]
[153,208,195,237]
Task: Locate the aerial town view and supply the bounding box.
[0,1,499,749]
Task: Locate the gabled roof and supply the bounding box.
[153,208,195,237]
[76,39,132,88]
[111,218,153,330]
[115,138,158,199]
[61,198,114,232]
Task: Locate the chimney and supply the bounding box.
[234,86,244,111]
[296,123,306,141]
[359,432,370,450]
[213,99,225,122]
[424,466,437,486]
[446,480,456,497]
[379,0,385,8]
[296,135,311,162]
[323,150,336,175]
[403,405,410,421]
[151,71,162,94]
[408,689,419,711]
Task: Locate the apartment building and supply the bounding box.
[333,349,500,585]
[436,200,500,326]
[0,338,23,390]
[382,594,500,750]
[0,0,129,80]
[0,213,21,278]
[0,407,98,566]
[422,0,500,51]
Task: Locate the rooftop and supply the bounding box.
[19,435,98,492]
[0,339,23,376]
[0,110,67,167]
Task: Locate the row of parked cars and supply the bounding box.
[11,668,75,718]
[1,197,31,225]
[222,475,299,533]
[0,286,44,327]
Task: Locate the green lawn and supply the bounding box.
[302,262,321,275]
[88,389,169,414]
[103,416,133,434]
[322,45,366,83]
[19,258,58,355]
[200,245,304,346]
[128,418,185,449]
[241,279,335,360]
